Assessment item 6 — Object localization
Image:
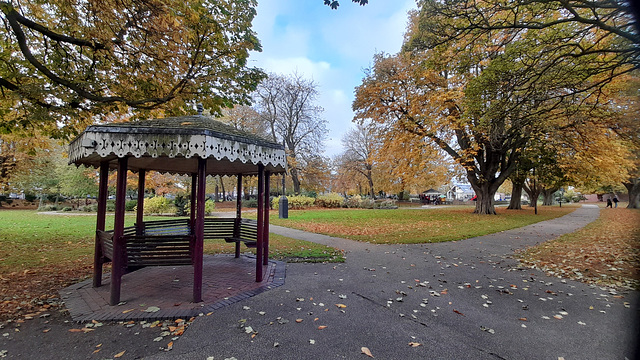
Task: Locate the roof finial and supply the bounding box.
[196,103,204,116]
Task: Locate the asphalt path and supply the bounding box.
[150,205,639,360]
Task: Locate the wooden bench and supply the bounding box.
[96,217,259,271]
[97,225,194,270]
[202,218,258,257]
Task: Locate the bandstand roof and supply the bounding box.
[68,115,286,176]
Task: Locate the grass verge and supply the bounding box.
[267,205,577,244]
[517,207,640,290]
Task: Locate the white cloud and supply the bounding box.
[249,0,417,158]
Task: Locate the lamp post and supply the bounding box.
[279,141,288,219]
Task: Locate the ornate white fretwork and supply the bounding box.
[69,127,286,174]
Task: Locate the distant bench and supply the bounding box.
[97,218,259,270]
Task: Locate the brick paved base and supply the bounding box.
[60,254,285,322]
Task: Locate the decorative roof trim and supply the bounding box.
[69,130,286,173]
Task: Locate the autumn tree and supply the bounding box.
[254,73,328,194]
[219,105,269,138]
[0,0,264,139]
[354,0,638,214]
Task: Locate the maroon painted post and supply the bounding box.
[93,161,109,288]
[263,171,270,265]
[190,174,197,230]
[256,164,264,282]
[193,158,207,303]
[136,169,146,235]
[234,175,242,258]
[236,174,243,219]
[110,156,128,305]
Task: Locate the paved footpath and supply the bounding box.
[151,206,638,360]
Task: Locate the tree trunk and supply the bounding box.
[624,179,640,209]
[220,176,226,201]
[507,179,524,210]
[290,167,301,195]
[474,187,496,214]
[541,188,557,206]
[367,169,375,199]
[523,183,541,208]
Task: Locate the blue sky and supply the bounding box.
[249,0,417,158]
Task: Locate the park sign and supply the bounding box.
[68,115,286,176]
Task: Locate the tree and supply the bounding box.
[410,0,639,75]
[0,0,264,138]
[354,0,638,214]
[254,73,328,194]
[341,124,378,198]
[219,105,269,138]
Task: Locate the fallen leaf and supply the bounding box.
[92,349,101,354]
[361,346,374,357]
[335,304,347,308]
[519,318,528,321]
[318,325,327,330]
[114,350,126,358]
[167,341,174,350]
[144,306,161,313]
[296,319,303,323]
[122,309,135,314]
[408,342,422,347]
[453,309,465,316]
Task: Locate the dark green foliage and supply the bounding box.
[174,195,188,216]
[243,199,258,208]
[125,200,137,212]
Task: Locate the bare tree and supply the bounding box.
[254,73,327,194]
[341,123,378,198]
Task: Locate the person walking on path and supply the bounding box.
[613,195,619,208]
[607,198,613,208]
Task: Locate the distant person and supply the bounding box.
[613,196,619,208]
[606,198,613,208]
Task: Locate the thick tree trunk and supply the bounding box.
[624,179,640,209]
[541,188,558,206]
[508,179,524,210]
[474,187,496,214]
[470,181,498,215]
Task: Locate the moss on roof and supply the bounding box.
[88,115,279,149]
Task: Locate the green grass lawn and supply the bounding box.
[267,205,577,244]
[0,210,343,274]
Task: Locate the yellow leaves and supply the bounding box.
[114,350,126,358]
[317,325,328,330]
[335,304,347,309]
[408,342,422,347]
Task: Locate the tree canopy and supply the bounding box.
[354,0,638,214]
[324,0,369,10]
[0,0,264,139]
[254,73,327,195]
